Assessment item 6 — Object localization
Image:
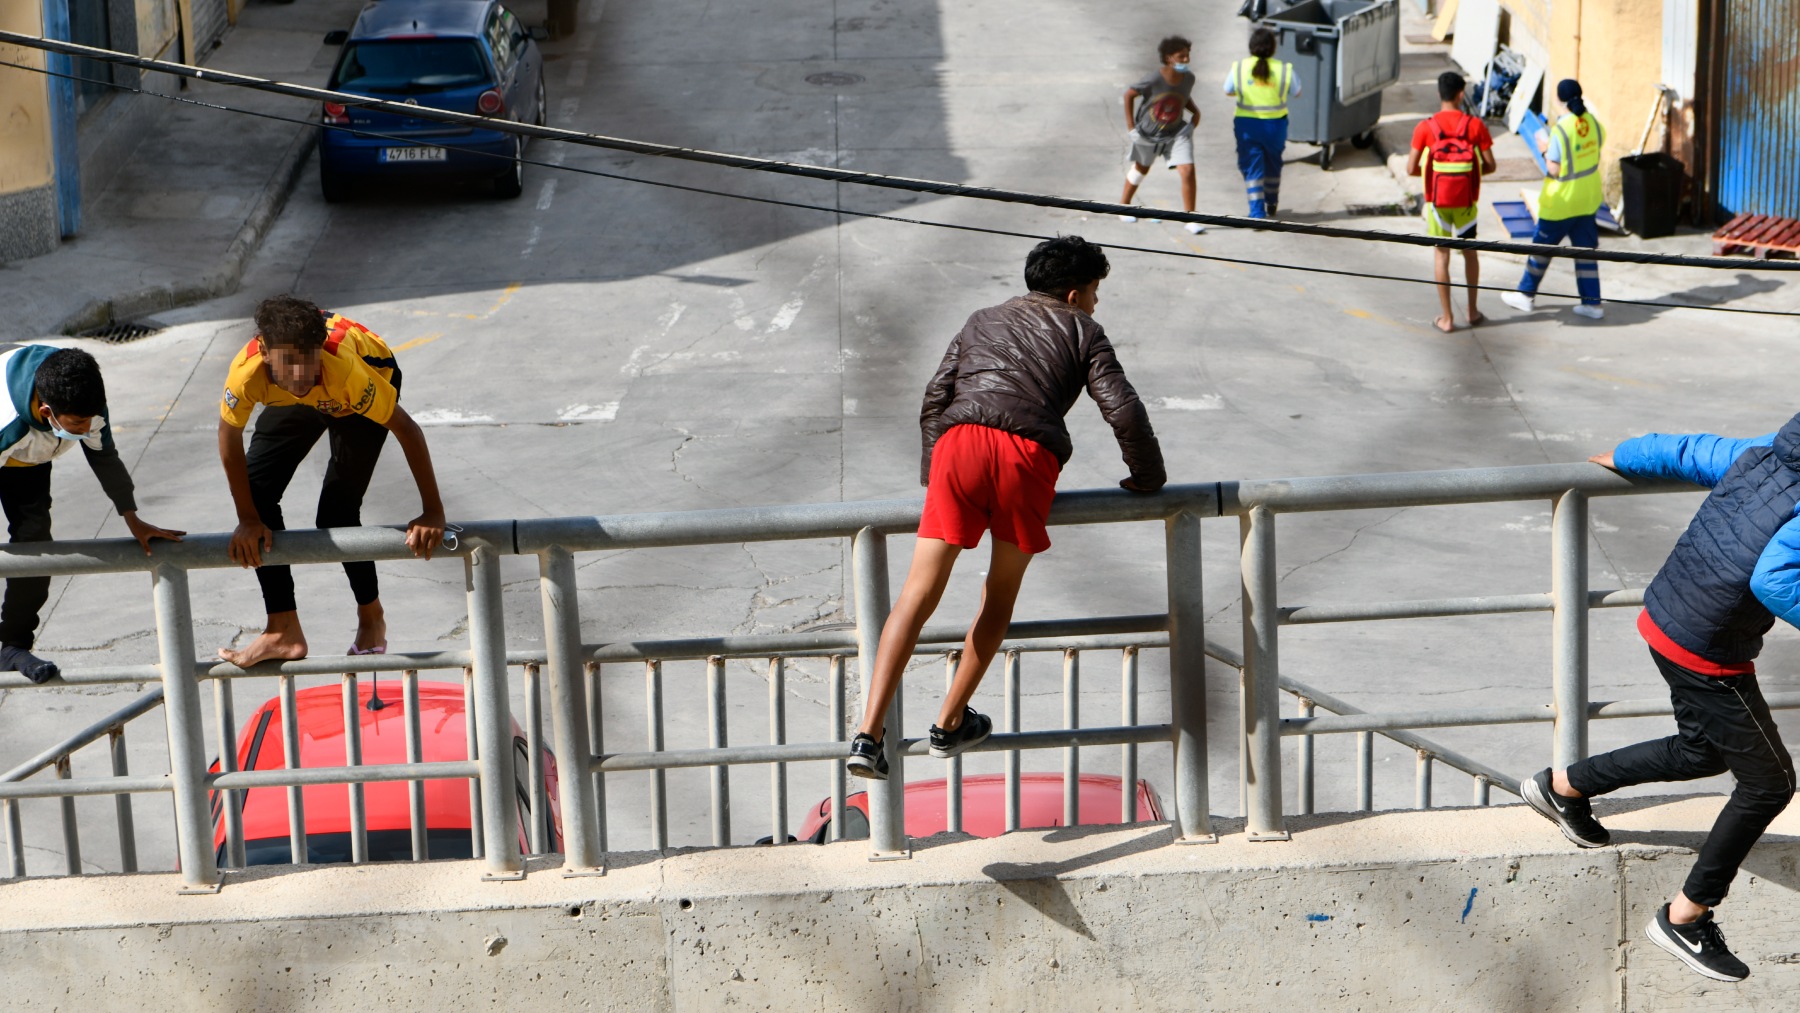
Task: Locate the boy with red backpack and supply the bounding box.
[1406,72,1496,333]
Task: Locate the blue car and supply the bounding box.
[318,0,546,201]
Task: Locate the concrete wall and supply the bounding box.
[1,796,1796,1010]
[0,3,58,263]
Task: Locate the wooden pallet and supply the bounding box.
[1713,213,1800,259]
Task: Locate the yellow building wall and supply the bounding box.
[1510,0,1664,204]
[0,2,53,196]
[138,0,181,59]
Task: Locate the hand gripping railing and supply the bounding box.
[0,462,1735,890]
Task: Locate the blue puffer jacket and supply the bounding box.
[1613,412,1800,665]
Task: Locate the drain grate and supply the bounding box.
[804,71,864,87]
[78,321,162,343]
[1346,202,1415,217]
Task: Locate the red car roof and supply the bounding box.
[212,680,541,847]
[796,773,1163,841]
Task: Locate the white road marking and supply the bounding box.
[521,222,543,258]
[767,298,805,332]
[1156,395,1224,411]
[566,59,588,89]
[558,97,581,124]
[560,402,620,422]
[536,178,558,211]
[411,408,498,426]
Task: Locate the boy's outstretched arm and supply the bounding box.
[1084,334,1165,493]
[1601,431,1774,487]
[218,418,273,568]
[383,404,447,559]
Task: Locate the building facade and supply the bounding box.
[0,0,233,264]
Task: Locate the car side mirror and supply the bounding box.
[528,25,550,42]
[324,30,349,45]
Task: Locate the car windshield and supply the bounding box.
[334,40,490,94]
[238,829,477,865]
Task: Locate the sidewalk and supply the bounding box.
[0,0,367,341]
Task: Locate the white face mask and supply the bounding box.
[45,409,101,442]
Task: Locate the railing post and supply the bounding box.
[539,546,604,874]
[403,670,428,861]
[1062,648,1080,828]
[1552,490,1590,770]
[211,677,246,869]
[279,674,306,864]
[853,526,906,859]
[828,655,846,843]
[342,673,368,864]
[1415,750,1434,810]
[769,657,788,844]
[523,663,549,855]
[3,800,21,877]
[644,660,667,850]
[109,727,138,873]
[56,756,80,875]
[1164,510,1215,843]
[706,656,731,847]
[1356,731,1373,812]
[465,546,522,880]
[1239,506,1289,841]
[1120,647,1138,824]
[1296,697,1316,816]
[152,564,220,892]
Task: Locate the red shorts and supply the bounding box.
[918,424,1061,554]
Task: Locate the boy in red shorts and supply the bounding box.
[846,236,1166,779]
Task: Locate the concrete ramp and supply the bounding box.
[1,796,1796,1011]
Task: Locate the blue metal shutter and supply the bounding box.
[1714,0,1800,218]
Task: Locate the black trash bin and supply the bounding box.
[1619,153,1685,238]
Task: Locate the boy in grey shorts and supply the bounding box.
[1119,35,1205,235]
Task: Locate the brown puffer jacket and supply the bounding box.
[919,292,1166,490]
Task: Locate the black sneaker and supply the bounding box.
[928,707,992,759]
[1645,904,1749,982]
[1521,767,1610,847]
[846,733,888,781]
[0,645,59,684]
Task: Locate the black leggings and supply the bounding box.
[246,405,389,615]
[0,463,53,649]
[1568,648,1796,906]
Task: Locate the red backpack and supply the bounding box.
[1424,113,1481,208]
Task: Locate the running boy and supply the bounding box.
[1523,422,1799,981]
[1119,35,1206,235]
[1406,71,1495,332]
[0,346,184,682]
[846,236,1165,779]
[216,295,446,667]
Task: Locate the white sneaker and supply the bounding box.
[1119,213,1138,223]
[1501,291,1536,313]
[1572,303,1605,319]
[1184,221,1206,235]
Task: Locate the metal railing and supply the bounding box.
[1,461,1777,889]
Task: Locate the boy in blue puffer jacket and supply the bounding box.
[1522,422,1800,983]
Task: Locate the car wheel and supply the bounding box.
[494,135,525,199]
[320,160,351,203]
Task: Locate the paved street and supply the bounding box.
[2,0,1798,872]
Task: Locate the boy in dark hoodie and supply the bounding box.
[845,236,1165,781]
[1523,423,1799,982]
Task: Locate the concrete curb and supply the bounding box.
[57,125,320,336]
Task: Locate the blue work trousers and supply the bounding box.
[1519,213,1601,305]
[1234,116,1288,219]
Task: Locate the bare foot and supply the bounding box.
[218,629,308,668]
[1433,315,1456,333]
[353,601,388,654]
[1468,310,1487,326]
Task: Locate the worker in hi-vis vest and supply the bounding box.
[1225,27,1299,219]
[1503,79,1608,319]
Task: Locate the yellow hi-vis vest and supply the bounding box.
[1539,111,1606,220]
[1233,57,1292,119]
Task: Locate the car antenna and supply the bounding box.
[367,667,388,711]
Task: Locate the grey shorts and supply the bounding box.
[1129,126,1195,169]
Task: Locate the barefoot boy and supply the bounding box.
[0,346,184,682]
[846,236,1165,779]
[216,296,446,667]
[1523,423,1799,981]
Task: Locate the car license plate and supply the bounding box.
[382,146,447,163]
